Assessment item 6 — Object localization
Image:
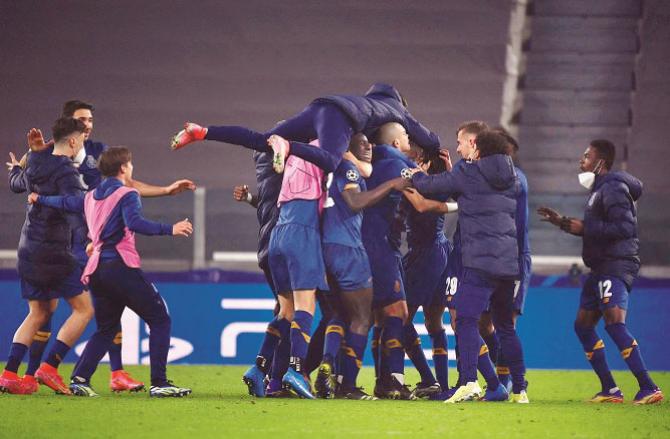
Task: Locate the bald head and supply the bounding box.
[377,122,410,153]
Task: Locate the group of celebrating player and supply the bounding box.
[1,83,663,405]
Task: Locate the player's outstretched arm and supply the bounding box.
[120,191,175,236]
[402,188,456,214]
[131,178,196,198]
[30,192,85,213]
[411,168,459,196]
[341,177,410,213]
[233,184,258,208]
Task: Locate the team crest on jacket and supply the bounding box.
[346,169,359,182]
[400,168,413,180]
[85,155,97,169]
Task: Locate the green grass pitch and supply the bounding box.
[1,364,667,438]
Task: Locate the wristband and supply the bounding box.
[445,202,458,212]
[246,192,253,204]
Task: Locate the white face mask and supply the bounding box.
[73,147,86,167]
[578,160,603,190]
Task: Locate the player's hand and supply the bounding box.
[537,206,563,227]
[439,149,452,172]
[393,177,411,191]
[27,192,38,204]
[560,217,584,236]
[6,152,20,171]
[27,128,50,152]
[233,185,250,202]
[85,242,94,257]
[172,218,193,237]
[403,187,423,202]
[165,179,196,196]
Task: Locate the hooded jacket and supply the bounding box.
[582,171,642,288]
[313,83,441,152]
[412,154,520,278]
[253,151,282,270]
[11,149,84,288]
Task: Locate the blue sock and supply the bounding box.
[477,336,500,389]
[371,326,382,379]
[45,340,71,369]
[403,324,436,384]
[270,319,291,380]
[482,330,499,366]
[497,347,511,388]
[290,311,314,372]
[288,142,338,172]
[205,125,268,152]
[382,317,404,377]
[323,318,345,365]
[5,343,28,373]
[342,332,367,389]
[429,329,449,390]
[256,317,283,374]
[605,323,656,390]
[108,330,123,372]
[575,324,617,392]
[26,321,51,376]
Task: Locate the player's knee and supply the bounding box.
[349,318,370,336]
[574,320,594,336]
[425,319,444,335]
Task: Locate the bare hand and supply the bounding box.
[6,152,20,171]
[439,149,452,172]
[560,217,584,235]
[233,185,250,202]
[172,218,193,237]
[86,242,94,257]
[165,179,196,196]
[27,128,49,152]
[27,192,38,204]
[537,206,562,227]
[392,177,411,191]
[403,187,423,203]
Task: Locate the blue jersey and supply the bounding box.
[322,159,366,248]
[406,192,449,249]
[78,139,108,190]
[277,199,320,229]
[361,145,415,249]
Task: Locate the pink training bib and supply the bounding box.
[277,139,327,213]
[81,186,141,285]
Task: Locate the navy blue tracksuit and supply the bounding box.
[412,154,527,391]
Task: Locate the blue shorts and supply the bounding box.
[268,223,328,293]
[403,241,449,309]
[323,243,372,292]
[21,265,85,301]
[364,238,405,309]
[580,273,629,311]
[444,245,462,310]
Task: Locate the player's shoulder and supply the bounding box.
[85,140,108,157]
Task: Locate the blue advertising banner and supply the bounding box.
[1,271,668,370]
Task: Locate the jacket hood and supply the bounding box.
[94,177,125,200]
[597,171,643,201]
[476,154,517,190]
[364,83,404,105]
[25,147,76,184]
